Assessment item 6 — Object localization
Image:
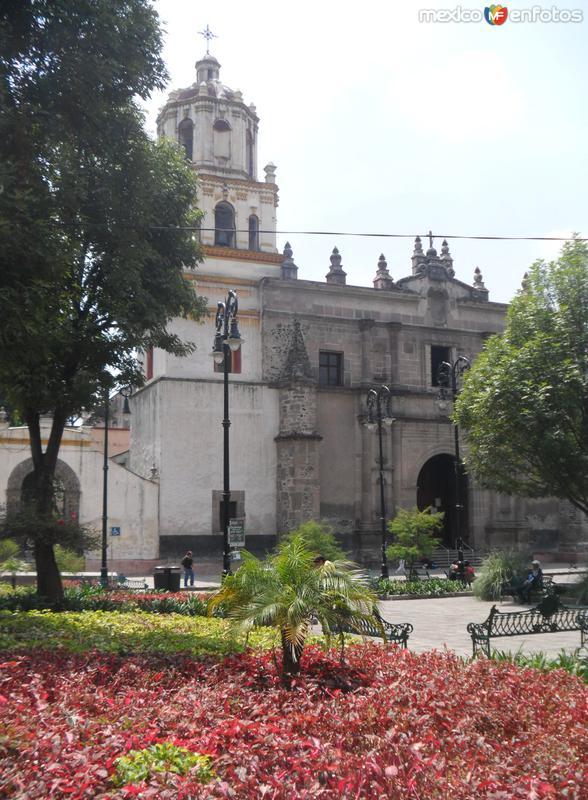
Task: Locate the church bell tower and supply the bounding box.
[156,44,278,254]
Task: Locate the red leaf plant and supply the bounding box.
[0,645,586,798]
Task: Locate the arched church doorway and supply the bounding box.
[6,458,81,521]
[416,454,468,548]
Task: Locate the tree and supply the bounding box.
[278,520,348,562]
[454,238,588,516]
[0,539,27,590]
[0,0,206,602]
[209,535,377,685]
[386,507,443,580]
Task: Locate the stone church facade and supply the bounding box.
[2,51,583,570]
[126,51,585,565]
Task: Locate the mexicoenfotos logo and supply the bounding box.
[484,4,508,24]
[418,5,583,23]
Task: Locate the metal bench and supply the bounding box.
[332,609,413,648]
[500,574,556,602]
[467,594,588,657]
[113,575,148,590]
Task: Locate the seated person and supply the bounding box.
[448,560,460,581]
[516,560,543,603]
[463,560,475,585]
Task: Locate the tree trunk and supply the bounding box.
[280,629,305,685]
[25,410,68,603]
[35,540,63,603]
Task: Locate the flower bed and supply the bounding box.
[0,585,212,616]
[374,577,470,597]
[0,610,275,656]
[1,644,586,798]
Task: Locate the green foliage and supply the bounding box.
[454,238,588,516]
[374,577,470,597]
[571,572,588,605]
[0,0,206,603]
[54,545,85,573]
[490,648,588,683]
[0,610,277,656]
[0,539,18,562]
[472,550,527,601]
[1,505,99,552]
[209,534,377,680]
[113,743,214,787]
[279,520,347,561]
[386,507,443,579]
[0,539,27,588]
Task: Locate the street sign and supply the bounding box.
[111,526,121,536]
[230,550,242,562]
[228,518,245,548]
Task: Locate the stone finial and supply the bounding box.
[440,239,455,277]
[373,253,394,290]
[264,162,276,184]
[412,236,426,274]
[326,246,347,285]
[473,266,486,290]
[472,265,489,302]
[521,271,530,291]
[281,241,298,280]
[281,318,313,382]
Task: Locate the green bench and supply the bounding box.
[332,609,413,648]
[467,594,588,658]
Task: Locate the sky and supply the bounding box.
[143,0,587,304]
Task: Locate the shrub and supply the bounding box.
[279,520,347,561]
[472,549,527,601]
[54,544,85,573]
[374,577,470,597]
[491,647,588,683]
[386,507,443,579]
[113,743,214,787]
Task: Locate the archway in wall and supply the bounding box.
[6,458,81,521]
[416,453,468,548]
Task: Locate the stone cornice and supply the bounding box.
[201,245,282,264]
[199,174,278,193]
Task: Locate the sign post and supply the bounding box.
[228,518,245,560]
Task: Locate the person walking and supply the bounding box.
[181,550,195,588]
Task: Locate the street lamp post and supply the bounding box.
[364,385,395,580]
[100,387,110,588]
[437,356,471,562]
[210,290,243,578]
[100,385,132,588]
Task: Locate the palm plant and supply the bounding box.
[208,534,378,683]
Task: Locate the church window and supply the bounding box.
[214,347,241,374]
[207,69,214,79]
[431,345,451,387]
[178,118,193,160]
[248,215,259,250]
[213,119,231,159]
[246,130,254,178]
[319,351,343,386]
[214,202,236,247]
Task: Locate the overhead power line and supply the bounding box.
[38,220,586,242]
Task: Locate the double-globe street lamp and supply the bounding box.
[101,384,132,588]
[436,356,471,564]
[364,385,395,580]
[210,290,243,578]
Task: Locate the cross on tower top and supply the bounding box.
[198,25,217,55]
[428,230,434,249]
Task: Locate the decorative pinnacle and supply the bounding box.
[441,239,450,257]
[473,266,486,289]
[198,25,217,55]
[378,253,387,270]
[283,241,293,260]
[330,246,342,268]
[413,236,423,253]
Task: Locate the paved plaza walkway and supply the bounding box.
[378,594,586,659]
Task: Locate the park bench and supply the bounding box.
[467,594,588,657]
[113,575,148,590]
[332,609,413,648]
[500,574,556,602]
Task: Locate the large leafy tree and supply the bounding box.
[0,0,206,601]
[454,238,588,515]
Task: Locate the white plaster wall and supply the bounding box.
[0,427,159,559]
[153,378,278,538]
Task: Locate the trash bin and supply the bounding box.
[153,565,181,591]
